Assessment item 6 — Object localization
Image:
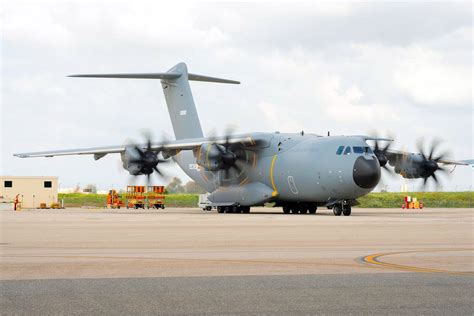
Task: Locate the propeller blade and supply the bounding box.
[381,142,391,152]
[428,138,440,160]
[134,146,146,158]
[153,166,163,176]
[433,150,450,162]
[231,163,242,173]
[431,172,438,183]
[235,151,247,161]
[416,138,427,161]
[215,144,226,154]
[437,166,448,174]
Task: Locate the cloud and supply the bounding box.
[1,0,472,191]
[393,46,471,106]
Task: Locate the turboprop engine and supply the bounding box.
[121,146,157,176]
[120,134,169,181]
[196,142,249,174]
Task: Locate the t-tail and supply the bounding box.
[69,62,240,140]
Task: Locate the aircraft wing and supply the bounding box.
[14,134,264,160]
[384,149,469,166]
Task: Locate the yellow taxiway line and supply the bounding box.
[362,249,474,276]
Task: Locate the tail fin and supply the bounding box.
[69,62,239,140]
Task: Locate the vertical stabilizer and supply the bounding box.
[161,63,203,140]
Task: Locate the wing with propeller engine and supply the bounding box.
[370,137,469,187]
[14,133,269,183]
[13,134,266,160]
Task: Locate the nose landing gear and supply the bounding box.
[342,204,352,216]
[333,203,352,216]
[333,204,342,216]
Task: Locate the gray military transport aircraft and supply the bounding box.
[14,63,471,216]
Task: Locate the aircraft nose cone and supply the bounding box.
[353,156,381,189]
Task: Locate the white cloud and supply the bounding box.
[393,46,471,106]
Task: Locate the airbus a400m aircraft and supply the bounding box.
[15,63,470,216]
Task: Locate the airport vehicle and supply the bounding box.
[14,63,472,216]
[198,193,213,211]
[106,190,123,209]
[125,186,146,209]
[146,186,165,209]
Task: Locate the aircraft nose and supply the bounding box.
[353,156,381,189]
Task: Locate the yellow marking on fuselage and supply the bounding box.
[239,176,249,186]
[270,155,278,196]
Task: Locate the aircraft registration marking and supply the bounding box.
[189,164,200,170]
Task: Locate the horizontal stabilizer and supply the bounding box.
[68,73,181,80]
[69,72,239,84]
[188,73,240,84]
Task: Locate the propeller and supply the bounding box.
[416,138,450,187]
[207,127,253,181]
[370,131,394,174]
[129,131,170,186]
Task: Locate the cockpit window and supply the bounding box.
[343,146,351,155]
[352,146,374,154]
[336,146,344,155]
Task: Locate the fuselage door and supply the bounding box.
[287,176,299,195]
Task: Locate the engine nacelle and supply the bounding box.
[121,146,145,175]
[391,153,437,179]
[196,143,224,171]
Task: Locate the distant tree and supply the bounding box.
[74,183,81,193]
[84,184,97,194]
[184,181,206,194]
[166,177,184,193]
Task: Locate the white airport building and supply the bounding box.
[0,176,58,209]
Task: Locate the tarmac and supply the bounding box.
[1,207,473,314]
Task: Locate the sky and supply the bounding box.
[1,0,473,192]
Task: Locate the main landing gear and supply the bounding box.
[282,203,317,215]
[332,203,351,216]
[217,206,251,214]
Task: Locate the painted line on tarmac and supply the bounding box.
[362,249,474,276]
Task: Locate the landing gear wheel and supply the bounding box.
[224,206,232,213]
[291,206,299,214]
[283,206,290,214]
[333,204,342,216]
[217,206,224,213]
[308,205,317,214]
[299,207,308,214]
[342,205,351,216]
[242,206,250,214]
